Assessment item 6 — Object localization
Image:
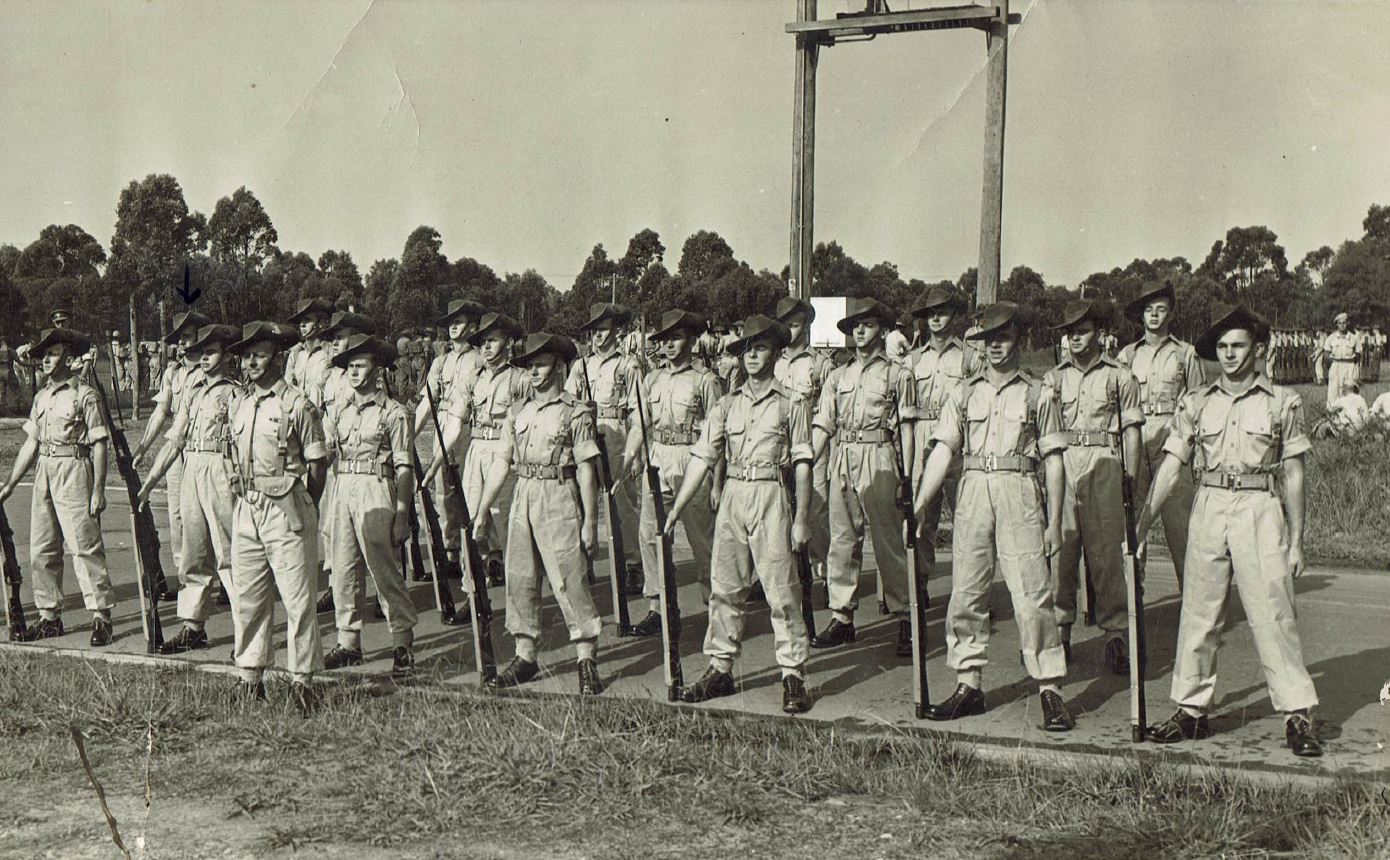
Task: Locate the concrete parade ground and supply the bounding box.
[3,481,1389,780]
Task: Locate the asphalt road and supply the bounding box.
[3,480,1388,778]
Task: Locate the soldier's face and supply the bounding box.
[346,355,377,391]
[984,329,1019,367]
[741,338,777,377]
[331,328,360,356]
[178,330,198,358]
[41,344,67,376]
[299,314,324,339]
[480,332,508,362]
[526,354,561,391]
[785,312,808,344]
[1215,329,1258,377]
[197,345,228,375]
[852,320,883,349]
[242,342,279,383]
[1142,299,1173,332]
[590,321,616,350]
[927,309,955,335]
[657,333,690,362]
[448,319,473,341]
[1065,320,1098,356]
[1336,318,1348,331]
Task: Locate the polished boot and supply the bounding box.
[781,675,812,714]
[630,609,662,638]
[925,683,986,721]
[391,647,415,679]
[810,618,855,649]
[23,616,65,641]
[1103,636,1128,676]
[1146,708,1210,744]
[315,590,334,613]
[894,619,912,658]
[681,666,736,703]
[486,656,540,689]
[486,557,505,588]
[89,616,112,648]
[624,565,645,596]
[323,645,364,670]
[157,626,209,655]
[577,658,604,695]
[1040,690,1075,732]
[1285,713,1323,758]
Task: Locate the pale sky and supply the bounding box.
[2,0,1387,288]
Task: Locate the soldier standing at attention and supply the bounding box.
[0,328,115,645]
[472,333,605,694]
[913,303,1075,731]
[621,309,724,630]
[133,311,210,586]
[569,304,644,594]
[666,315,814,714]
[411,299,485,605]
[225,322,329,712]
[284,299,333,396]
[431,313,529,586]
[772,297,833,590]
[808,298,917,658]
[904,286,973,594]
[1117,281,1205,588]
[136,324,243,653]
[1044,299,1143,671]
[1322,312,1361,402]
[1138,306,1322,758]
[321,334,419,677]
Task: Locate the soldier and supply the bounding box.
[569,304,644,594]
[225,321,329,712]
[1044,299,1143,671]
[432,313,529,585]
[904,285,973,594]
[132,311,210,587]
[772,297,833,588]
[621,309,724,632]
[284,298,333,398]
[471,333,604,693]
[913,302,1075,731]
[808,298,917,658]
[666,315,814,714]
[411,299,485,604]
[1137,305,1321,757]
[0,328,115,645]
[320,334,419,677]
[1117,281,1204,588]
[1322,312,1361,402]
[136,324,243,653]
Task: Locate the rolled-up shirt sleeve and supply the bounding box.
[788,395,813,465]
[1161,392,1199,464]
[79,389,110,445]
[691,394,730,466]
[930,386,965,454]
[1279,392,1312,460]
[1036,383,1067,457]
[812,368,840,435]
[388,405,412,469]
[296,400,328,462]
[571,407,601,465]
[1117,369,1145,431]
[1183,345,1207,389]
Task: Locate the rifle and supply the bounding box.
[633,383,682,701]
[92,377,166,652]
[411,448,458,623]
[578,354,632,635]
[1116,382,1147,742]
[785,471,816,639]
[0,502,28,641]
[892,413,930,719]
[405,489,429,583]
[423,381,495,683]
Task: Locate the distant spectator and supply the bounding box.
[1313,382,1369,439]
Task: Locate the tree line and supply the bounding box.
[1,173,1386,347]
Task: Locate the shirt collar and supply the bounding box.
[971,367,1030,391]
[1207,372,1274,399]
[532,387,564,407]
[922,336,963,356]
[782,344,812,361]
[854,349,888,368]
[739,378,784,405]
[1060,351,1109,374]
[254,378,289,402]
[350,388,387,409]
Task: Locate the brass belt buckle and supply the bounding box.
[1223,472,1238,490]
[983,454,998,473]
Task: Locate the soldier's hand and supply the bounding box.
[472,509,490,543]
[1135,540,1148,565]
[391,510,410,547]
[661,518,679,540]
[580,518,597,556]
[132,448,147,469]
[1288,544,1306,579]
[135,488,150,511]
[709,483,722,512]
[90,487,106,517]
[1042,524,1061,559]
[791,519,809,551]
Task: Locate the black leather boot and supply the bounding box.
[624,565,645,596]
[894,619,912,658]
[289,682,319,716]
[486,656,540,689]
[1285,712,1323,758]
[89,616,112,648]
[486,557,505,587]
[1040,690,1075,732]
[1146,708,1210,744]
[782,675,812,714]
[926,683,986,721]
[577,658,604,695]
[324,645,364,670]
[681,666,735,703]
[315,590,334,613]
[23,616,64,641]
[810,618,855,649]
[630,609,662,637]
[229,679,267,705]
[391,646,415,679]
[158,626,209,655]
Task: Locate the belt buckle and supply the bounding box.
[983,454,997,473]
[1223,472,1238,490]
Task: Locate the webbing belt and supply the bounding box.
[38,443,87,458]
[1063,430,1117,448]
[838,428,892,444]
[725,460,784,482]
[596,407,625,420]
[1198,471,1276,492]
[470,423,503,441]
[184,441,222,454]
[334,459,390,477]
[962,454,1038,473]
[512,462,574,481]
[1141,402,1176,416]
[654,429,698,445]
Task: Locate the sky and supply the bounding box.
[2,0,1388,290]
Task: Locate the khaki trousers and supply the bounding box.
[176,452,235,623]
[29,456,114,613]
[638,442,715,599]
[503,476,602,644]
[1133,417,1194,586]
[463,438,513,561]
[329,473,418,649]
[1054,446,1128,633]
[826,442,909,618]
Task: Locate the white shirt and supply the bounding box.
[1330,392,1369,432]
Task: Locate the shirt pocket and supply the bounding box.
[1238,404,1276,466]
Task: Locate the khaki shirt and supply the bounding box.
[907,337,972,427]
[426,346,484,413]
[1163,375,1311,473]
[1323,330,1359,361]
[230,379,328,495]
[299,343,332,410]
[153,360,196,410]
[167,374,238,451]
[324,389,412,471]
[933,370,1066,460]
[450,360,531,427]
[693,382,813,469]
[813,351,917,436]
[1118,334,1205,416]
[25,377,109,447]
[774,345,833,415]
[504,391,600,468]
[631,362,725,440]
[566,347,640,420]
[1043,354,1144,433]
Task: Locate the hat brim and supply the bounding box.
[1194,312,1270,361]
[1124,285,1177,322]
[468,319,524,346]
[774,301,816,326]
[651,316,704,341]
[228,332,299,354]
[836,310,894,335]
[331,345,398,369]
[437,303,486,326]
[726,326,791,357]
[909,296,965,318]
[510,344,577,368]
[186,333,238,353]
[31,330,91,355]
[579,308,632,331]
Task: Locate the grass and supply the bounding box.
[2,655,1389,859]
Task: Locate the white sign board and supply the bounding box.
[810,296,849,348]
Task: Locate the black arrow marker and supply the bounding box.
[177,264,202,306]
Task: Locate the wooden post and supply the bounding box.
[976,0,1009,307]
[789,0,817,301]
